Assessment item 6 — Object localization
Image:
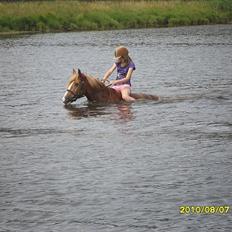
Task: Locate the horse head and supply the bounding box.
[62,68,86,104]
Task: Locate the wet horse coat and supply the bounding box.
[62,69,159,104]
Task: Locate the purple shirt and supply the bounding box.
[115,61,136,86]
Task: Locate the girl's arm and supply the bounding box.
[113,68,134,85]
[102,63,116,83]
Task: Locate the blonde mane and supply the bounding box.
[66,72,107,90]
[85,74,107,90]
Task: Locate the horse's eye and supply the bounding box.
[74,83,79,87]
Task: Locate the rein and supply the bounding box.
[103,79,112,87]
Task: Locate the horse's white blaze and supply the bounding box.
[62,91,68,103]
[62,82,74,103]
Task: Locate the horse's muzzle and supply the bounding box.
[62,96,66,104]
[62,95,72,105]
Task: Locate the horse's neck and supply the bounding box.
[83,75,122,102]
[84,76,106,101]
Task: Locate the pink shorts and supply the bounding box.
[111,84,131,92]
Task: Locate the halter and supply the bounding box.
[66,81,85,102]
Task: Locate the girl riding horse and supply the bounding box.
[102,46,136,102]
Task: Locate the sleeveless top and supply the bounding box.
[115,61,136,86]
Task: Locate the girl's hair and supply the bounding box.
[122,55,132,66]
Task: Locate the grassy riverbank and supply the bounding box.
[0,0,231,34]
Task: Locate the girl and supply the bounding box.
[102,46,136,102]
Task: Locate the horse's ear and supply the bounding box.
[73,68,77,74]
[77,68,86,80]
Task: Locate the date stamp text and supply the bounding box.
[179,205,230,214]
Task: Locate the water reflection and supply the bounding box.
[64,102,106,119]
[116,103,135,122]
[64,102,135,122]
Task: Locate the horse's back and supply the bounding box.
[131,93,160,101]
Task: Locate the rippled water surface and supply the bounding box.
[0,25,232,232]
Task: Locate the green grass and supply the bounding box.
[0,0,231,34]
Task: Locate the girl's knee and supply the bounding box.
[122,94,135,102]
[121,88,130,95]
[121,88,135,102]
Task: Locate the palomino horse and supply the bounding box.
[62,69,159,104]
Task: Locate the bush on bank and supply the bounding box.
[0,0,231,34]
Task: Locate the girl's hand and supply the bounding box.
[110,80,118,86]
[102,79,111,85]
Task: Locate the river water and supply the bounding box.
[0,25,231,231]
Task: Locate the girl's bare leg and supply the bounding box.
[121,87,135,102]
